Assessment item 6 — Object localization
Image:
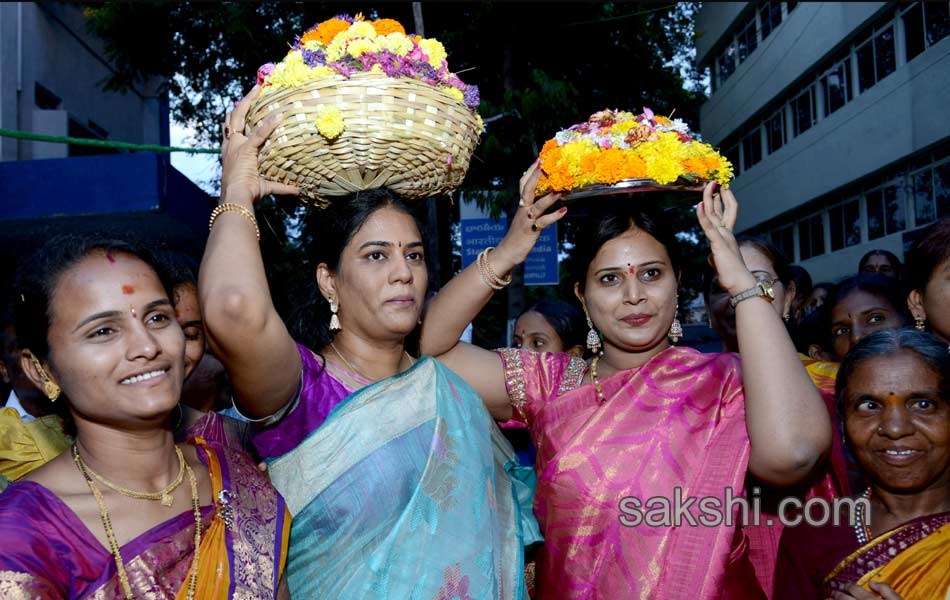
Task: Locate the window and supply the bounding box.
[926,1,950,47]
[903,3,926,61]
[771,225,795,261]
[742,128,762,171]
[759,1,783,40]
[912,168,935,225]
[766,108,786,154]
[718,44,737,86]
[790,86,816,137]
[855,23,896,93]
[736,19,758,62]
[786,2,797,14]
[34,83,62,110]
[866,183,906,240]
[829,199,861,251]
[798,214,824,260]
[821,57,852,116]
[935,160,950,219]
[725,143,741,177]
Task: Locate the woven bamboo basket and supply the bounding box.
[245,73,482,208]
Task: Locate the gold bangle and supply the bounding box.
[209,203,260,241]
[478,247,511,290]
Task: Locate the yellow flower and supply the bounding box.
[370,64,384,74]
[326,36,347,62]
[559,139,597,177]
[311,66,336,78]
[418,38,447,69]
[441,86,464,102]
[378,32,414,56]
[284,50,304,65]
[315,105,345,139]
[345,21,377,40]
[268,60,317,88]
[303,40,323,51]
[475,113,484,133]
[347,37,378,57]
[611,120,637,135]
[654,116,672,126]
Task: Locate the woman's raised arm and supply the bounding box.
[697,183,832,487]
[199,86,302,418]
[419,164,564,418]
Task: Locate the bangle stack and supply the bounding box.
[477,247,512,290]
[209,203,260,241]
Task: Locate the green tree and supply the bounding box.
[85,1,711,342]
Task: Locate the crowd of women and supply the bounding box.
[0,84,947,600]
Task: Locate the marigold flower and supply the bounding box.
[306,18,350,45]
[372,19,406,36]
[315,105,345,139]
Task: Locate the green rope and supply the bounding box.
[0,128,220,155]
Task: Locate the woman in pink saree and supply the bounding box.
[420,167,833,599]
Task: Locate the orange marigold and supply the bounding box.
[593,149,627,184]
[620,155,647,180]
[304,18,351,45]
[683,157,720,177]
[372,19,406,36]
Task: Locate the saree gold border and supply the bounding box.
[268,359,437,515]
[0,570,59,598]
[822,523,912,587]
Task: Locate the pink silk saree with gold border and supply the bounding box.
[499,346,764,599]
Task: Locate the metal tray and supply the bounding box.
[562,178,706,200]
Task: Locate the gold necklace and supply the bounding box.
[77,444,185,507]
[329,342,414,382]
[73,445,202,600]
[590,355,607,403]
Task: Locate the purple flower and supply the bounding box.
[412,63,439,84]
[446,75,464,88]
[643,107,655,120]
[463,84,480,109]
[333,14,355,23]
[301,48,326,67]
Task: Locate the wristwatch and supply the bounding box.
[729,280,775,307]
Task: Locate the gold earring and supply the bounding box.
[669,304,683,344]
[28,354,61,402]
[583,306,601,353]
[915,316,926,331]
[329,299,341,332]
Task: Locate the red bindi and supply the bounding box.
[174,308,181,319]
[628,265,636,274]
[122,285,135,295]
[105,250,116,263]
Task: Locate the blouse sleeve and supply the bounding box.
[496,348,586,427]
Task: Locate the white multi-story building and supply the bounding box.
[696,1,950,282]
[0,2,166,161]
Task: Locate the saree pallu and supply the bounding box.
[823,512,950,599]
[500,347,760,599]
[0,438,290,598]
[744,356,848,599]
[266,356,528,599]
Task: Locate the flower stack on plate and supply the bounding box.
[247,14,483,207]
[536,108,733,198]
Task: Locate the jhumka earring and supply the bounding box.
[329,300,342,332]
[29,354,61,401]
[584,307,601,353]
[915,316,926,332]
[669,305,683,344]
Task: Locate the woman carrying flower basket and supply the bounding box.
[201,75,540,596]
[417,157,833,597]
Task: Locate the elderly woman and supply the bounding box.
[906,218,950,348]
[774,328,950,599]
[0,234,290,598]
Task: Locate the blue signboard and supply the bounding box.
[460,217,558,286]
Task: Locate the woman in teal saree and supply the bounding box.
[199,86,536,598]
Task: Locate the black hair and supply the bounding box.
[702,236,793,305]
[820,273,912,357]
[519,299,587,350]
[904,218,950,293]
[573,203,682,293]
[14,233,173,361]
[153,250,199,291]
[788,264,813,305]
[793,308,830,356]
[290,188,426,350]
[858,249,902,277]
[835,328,950,423]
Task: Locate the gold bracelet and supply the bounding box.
[209,203,260,241]
[477,247,511,290]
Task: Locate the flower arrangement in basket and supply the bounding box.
[247,14,482,207]
[536,108,733,197]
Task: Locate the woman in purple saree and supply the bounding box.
[419,167,833,599]
[0,235,289,599]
